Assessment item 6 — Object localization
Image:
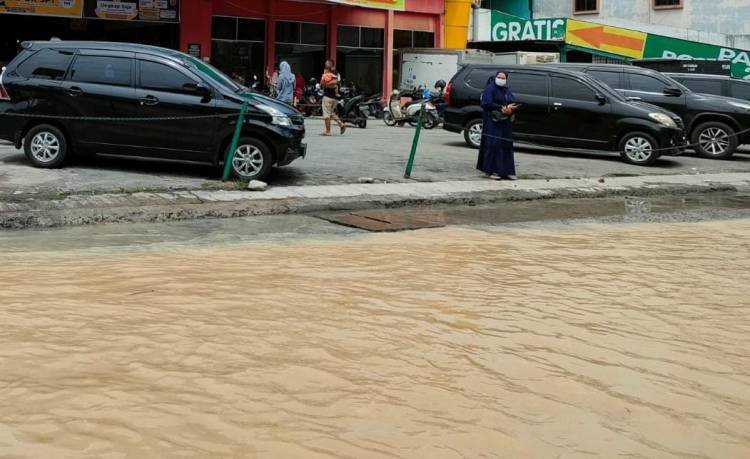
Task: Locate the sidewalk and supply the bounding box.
[2,172,749,229]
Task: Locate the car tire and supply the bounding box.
[24,124,68,168]
[383,111,396,126]
[226,137,273,181]
[619,131,659,166]
[463,119,483,149]
[691,121,737,159]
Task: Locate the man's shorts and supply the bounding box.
[322,96,337,119]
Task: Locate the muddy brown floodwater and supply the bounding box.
[1,220,749,458]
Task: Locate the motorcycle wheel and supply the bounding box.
[383,111,396,126]
[407,119,418,127]
[357,119,367,129]
[422,113,438,130]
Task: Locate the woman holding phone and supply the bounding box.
[477,70,519,180]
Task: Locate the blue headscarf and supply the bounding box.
[481,70,516,108]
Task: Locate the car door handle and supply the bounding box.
[553,102,563,110]
[140,95,160,106]
[67,86,83,97]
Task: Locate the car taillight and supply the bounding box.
[0,67,9,101]
[444,82,452,107]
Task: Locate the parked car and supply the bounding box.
[665,73,750,102]
[0,40,307,181]
[549,63,750,159]
[443,64,686,166]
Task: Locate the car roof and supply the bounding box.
[459,63,599,79]
[23,40,187,61]
[664,72,734,80]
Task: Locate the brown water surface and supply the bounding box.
[1,220,749,458]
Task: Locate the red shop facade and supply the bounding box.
[180,0,444,96]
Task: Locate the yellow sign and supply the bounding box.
[325,0,405,11]
[566,19,646,59]
[0,0,83,17]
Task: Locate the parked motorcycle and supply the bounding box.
[358,94,383,119]
[383,89,439,129]
[300,78,323,117]
[336,85,368,129]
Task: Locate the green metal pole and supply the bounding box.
[222,96,249,181]
[404,104,425,179]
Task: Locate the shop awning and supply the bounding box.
[322,0,405,11]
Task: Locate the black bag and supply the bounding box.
[490,109,514,123]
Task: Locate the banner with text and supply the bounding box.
[490,11,565,42]
[0,0,83,18]
[325,0,404,11]
[84,0,179,22]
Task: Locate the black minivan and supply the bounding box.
[665,73,750,102]
[551,63,750,159]
[0,41,306,181]
[443,64,685,166]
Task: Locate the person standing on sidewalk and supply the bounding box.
[320,60,346,136]
[477,71,519,180]
[276,61,295,105]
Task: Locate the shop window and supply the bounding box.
[337,48,383,95]
[361,27,384,48]
[654,0,682,9]
[276,21,301,44]
[211,41,265,86]
[573,0,598,14]
[337,26,359,47]
[238,19,265,42]
[413,31,435,48]
[394,30,412,49]
[17,48,74,81]
[70,55,132,87]
[212,16,236,40]
[301,23,327,46]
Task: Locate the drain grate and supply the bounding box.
[318,209,447,232]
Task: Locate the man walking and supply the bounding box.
[321,60,346,136]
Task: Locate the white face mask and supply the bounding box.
[495,78,507,87]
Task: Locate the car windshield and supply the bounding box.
[178,53,244,93]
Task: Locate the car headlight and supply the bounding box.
[728,101,750,111]
[256,104,292,127]
[649,112,677,128]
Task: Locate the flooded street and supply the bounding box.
[1,217,749,458]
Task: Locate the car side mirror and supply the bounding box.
[184,82,212,100]
[595,93,606,104]
[663,86,683,97]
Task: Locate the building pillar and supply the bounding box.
[444,0,472,49]
[265,0,276,78]
[179,0,212,59]
[328,5,338,63]
[383,10,394,95]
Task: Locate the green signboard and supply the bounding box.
[490,11,566,42]
[643,34,750,80]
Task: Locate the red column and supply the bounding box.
[265,0,276,78]
[383,10,394,96]
[179,0,212,59]
[328,5,338,63]
[435,13,445,48]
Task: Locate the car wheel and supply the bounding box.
[24,124,68,168]
[463,119,483,149]
[383,111,396,126]
[619,131,659,166]
[692,121,737,159]
[227,138,273,181]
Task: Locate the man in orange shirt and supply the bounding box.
[320,60,346,136]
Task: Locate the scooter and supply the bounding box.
[383,89,439,129]
[300,78,323,117]
[358,94,383,119]
[336,85,368,129]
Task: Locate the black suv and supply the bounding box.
[665,73,750,102]
[550,63,750,159]
[0,41,306,181]
[443,64,685,166]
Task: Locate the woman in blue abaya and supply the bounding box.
[477,71,519,180]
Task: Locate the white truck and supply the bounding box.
[397,49,559,91]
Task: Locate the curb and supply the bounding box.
[1,173,748,229]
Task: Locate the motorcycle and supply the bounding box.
[300,78,323,117]
[336,85,368,129]
[382,88,439,129]
[358,94,383,119]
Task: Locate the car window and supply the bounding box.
[466,69,495,90]
[680,79,723,96]
[730,81,750,100]
[16,48,74,81]
[140,60,197,93]
[587,70,621,89]
[508,73,546,96]
[69,55,132,87]
[629,73,666,93]
[550,76,596,101]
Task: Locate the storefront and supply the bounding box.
[0,0,179,66]
[180,0,445,96]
